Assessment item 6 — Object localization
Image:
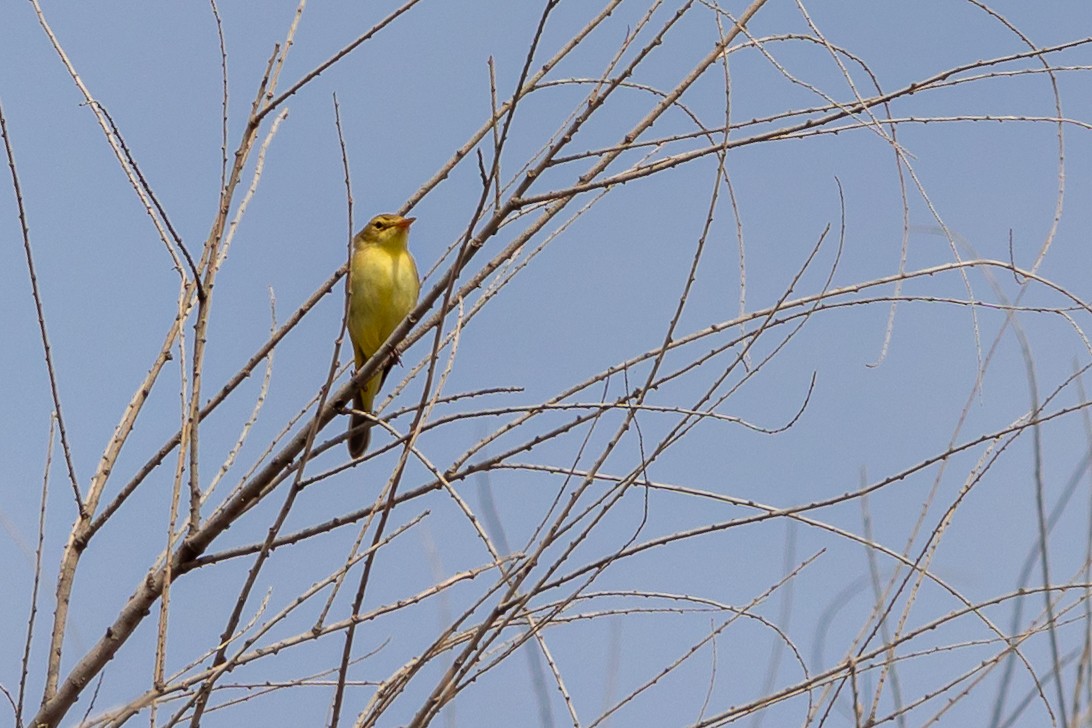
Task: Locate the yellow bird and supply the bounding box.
[346,213,420,457]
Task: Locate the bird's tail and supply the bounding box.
[347,387,371,458]
[347,369,384,458]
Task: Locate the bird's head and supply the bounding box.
[354,214,415,249]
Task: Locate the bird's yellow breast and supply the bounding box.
[348,243,420,357]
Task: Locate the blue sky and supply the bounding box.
[3,2,1092,726]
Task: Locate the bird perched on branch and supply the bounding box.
[346,213,420,457]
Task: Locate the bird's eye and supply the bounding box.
[373,220,384,229]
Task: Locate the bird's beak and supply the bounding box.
[396,216,416,229]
